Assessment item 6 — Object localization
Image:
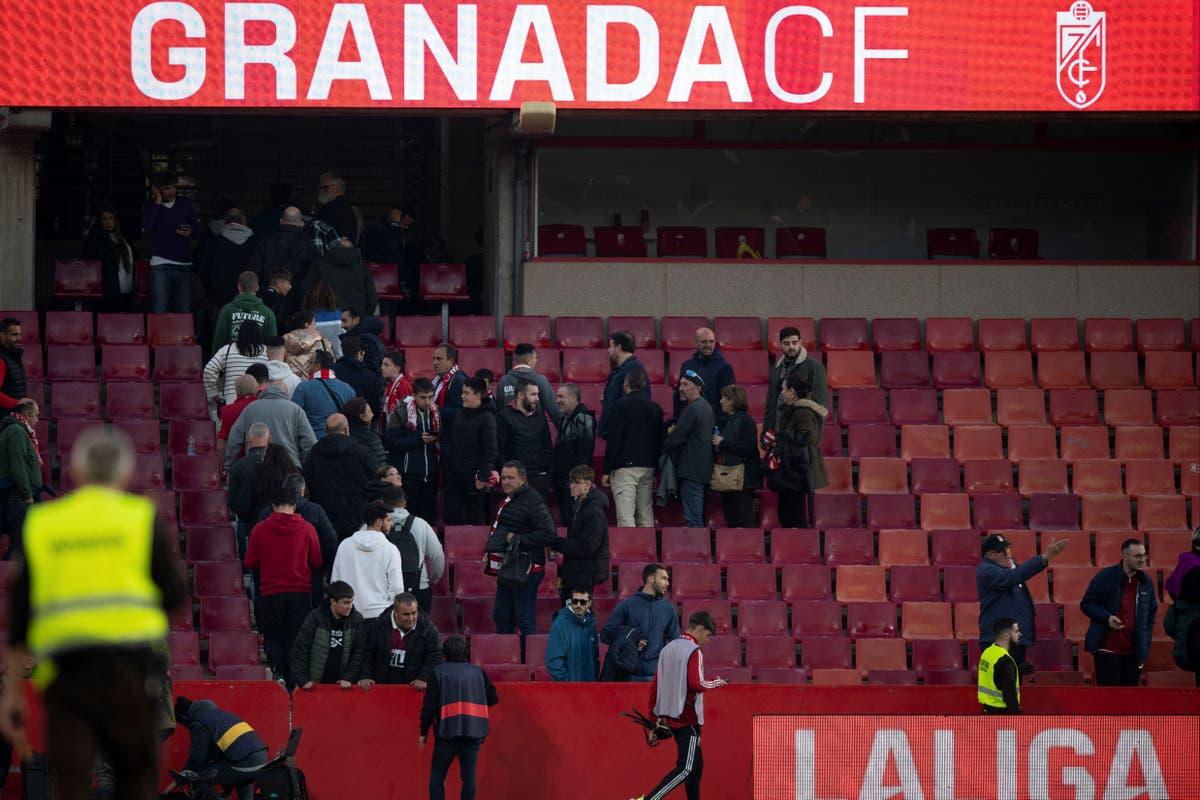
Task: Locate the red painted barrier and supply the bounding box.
[11,682,1199,799]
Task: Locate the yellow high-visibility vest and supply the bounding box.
[977,643,1020,709]
[24,485,167,665]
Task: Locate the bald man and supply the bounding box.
[302,413,376,540]
[248,204,320,294]
[673,327,735,420]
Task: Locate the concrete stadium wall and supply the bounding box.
[522,260,1200,321]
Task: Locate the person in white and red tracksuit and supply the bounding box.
[630,611,728,800]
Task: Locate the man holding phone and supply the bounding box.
[384,377,441,526]
[141,171,199,313]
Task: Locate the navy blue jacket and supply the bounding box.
[976,556,1047,646]
[420,661,499,739]
[673,349,735,419]
[182,700,267,770]
[1081,564,1158,664]
[599,356,650,438]
[600,591,680,677]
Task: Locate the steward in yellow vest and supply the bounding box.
[978,616,1022,714]
[0,427,185,798]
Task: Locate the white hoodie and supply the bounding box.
[331,528,404,619]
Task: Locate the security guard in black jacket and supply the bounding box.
[175,697,269,799]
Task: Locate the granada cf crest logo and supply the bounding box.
[1057,1,1106,109]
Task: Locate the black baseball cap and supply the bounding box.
[981,533,1011,555]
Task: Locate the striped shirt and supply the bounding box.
[203,345,270,404]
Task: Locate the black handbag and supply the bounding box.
[496,536,532,588]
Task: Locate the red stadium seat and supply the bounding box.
[45,311,94,345]
[448,316,497,348]
[454,568,495,600]
[910,458,961,495]
[996,388,1046,426]
[50,381,100,420]
[168,630,201,667]
[607,316,657,348]
[978,319,1027,353]
[1018,459,1069,496]
[172,454,222,492]
[661,527,711,563]
[988,228,1038,259]
[1137,319,1186,353]
[901,602,953,639]
[180,491,230,528]
[459,598,493,632]
[713,316,762,351]
[0,310,40,343]
[607,528,657,565]
[911,640,964,676]
[159,382,208,420]
[1156,389,1199,427]
[819,421,842,458]
[954,426,1005,463]
[553,316,604,349]
[208,632,260,671]
[800,638,852,676]
[1026,639,1075,672]
[776,227,826,258]
[932,536,978,569]
[847,424,896,460]
[700,636,743,669]
[456,347,504,377]
[770,529,821,566]
[889,388,939,425]
[105,381,155,421]
[890,566,941,603]
[1114,426,1164,461]
[820,318,870,351]
[920,494,971,531]
[1081,496,1132,531]
[1049,566,1093,605]
[1094,531,1138,566]
[420,262,469,301]
[900,425,949,461]
[759,668,809,684]
[1089,352,1140,390]
[931,352,982,390]
[942,389,992,426]
[791,600,843,639]
[880,352,930,389]
[102,345,151,382]
[537,224,586,256]
[1045,531,1091,567]
[556,348,618,386]
[714,227,766,259]
[837,389,887,426]
[872,319,921,352]
[1048,389,1099,426]
[856,457,906,495]
[925,318,974,353]
[845,601,897,638]
[1170,425,1199,465]
[193,561,243,597]
[1124,460,1177,498]
[669,564,722,600]
[166,419,217,457]
[656,226,707,257]
[877,531,929,567]
[855,638,907,677]
[393,316,441,348]
[737,600,789,638]
[1145,352,1196,390]
[824,529,874,566]
[1030,319,1080,353]
[745,635,796,674]
[985,352,1034,389]
[766,318,817,353]
[502,315,551,350]
[1083,318,1134,353]
[367,262,403,303]
[963,459,1015,496]
[781,565,832,602]
[1136,495,1188,532]
[661,317,708,352]
[1072,459,1123,497]
[20,348,42,382]
[723,350,769,384]
[185,526,239,563]
[926,228,979,259]
[46,345,96,382]
[113,418,163,454]
[1102,389,1154,427]
[826,352,876,389]
[973,494,1025,530]
[813,494,863,529]
[866,496,916,531]
[681,600,733,636]
[470,634,521,666]
[153,345,203,382]
[836,567,887,603]
[147,314,196,347]
[428,597,457,634]
[1007,425,1058,462]
[54,259,103,302]
[715,529,765,563]
[946,570,981,608]
[1028,492,1079,530]
[1037,352,1089,390]
[1059,426,1110,463]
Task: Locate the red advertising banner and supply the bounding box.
[0,0,1196,111]
[754,715,1200,800]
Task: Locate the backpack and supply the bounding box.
[254,729,309,800]
[387,514,422,591]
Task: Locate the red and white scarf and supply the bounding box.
[432,364,460,406]
[18,414,43,468]
[312,368,337,381]
[384,374,412,418]
[404,396,440,435]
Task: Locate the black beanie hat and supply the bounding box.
[174,696,192,720]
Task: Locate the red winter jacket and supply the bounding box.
[245,511,322,595]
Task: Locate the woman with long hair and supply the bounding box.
[257,443,302,507]
[711,384,762,528]
[342,396,387,470]
[282,310,333,378]
[81,204,134,311]
[302,281,343,360]
[203,320,268,406]
[767,375,829,528]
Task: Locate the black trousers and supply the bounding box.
[259,591,311,686]
[646,725,704,800]
[429,736,483,800]
[403,474,439,527]
[44,647,162,800]
[719,490,756,528]
[776,490,812,529]
[1093,652,1142,686]
[2,493,29,560]
[443,473,486,525]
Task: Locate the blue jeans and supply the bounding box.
[679,479,706,528]
[429,736,482,800]
[151,262,191,313]
[493,568,544,637]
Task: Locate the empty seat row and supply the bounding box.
[20,345,203,383]
[0,311,195,346]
